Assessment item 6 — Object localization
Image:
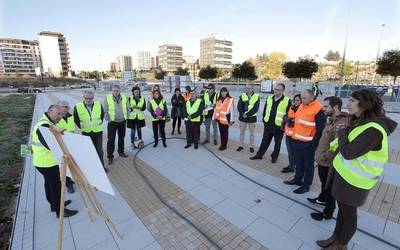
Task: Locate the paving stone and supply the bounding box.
[212,199,258,230]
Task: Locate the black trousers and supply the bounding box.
[36,166,61,212]
[333,201,357,245]
[107,121,126,158]
[83,131,104,166]
[218,122,229,148]
[172,117,182,132]
[317,164,336,216]
[152,120,166,144]
[185,121,200,146]
[256,124,284,160]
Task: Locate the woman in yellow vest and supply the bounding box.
[127,86,146,147]
[183,88,204,149]
[213,87,235,151]
[316,89,397,249]
[149,89,169,147]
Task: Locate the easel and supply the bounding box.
[49,126,122,250]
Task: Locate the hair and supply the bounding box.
[152,89,163,100]
[112,84,121,90]
[324,96,343,111]
[48,104,61,112]
[208,83,215,90]
[293,94,301,103]
[275,83,285,90]
[131,86,141,96]
[185,86,191,92]
[174,87,181,93]
[152,84,160,91]
[217,87,231,101]
[56,100,69,107]
[83,90,94,96]
[350,89,385,121]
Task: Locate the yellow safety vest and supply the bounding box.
[106,94,127,121]
[203,91,218,116]
[56,115,75,132]
[128,96,145,120]
[331,122,388,190]
[31,115,58,168]
[263,96,290,126]
[150,99,166,121]
[75,101,103,133]
[240,93,260,117]
[186,99,202,122]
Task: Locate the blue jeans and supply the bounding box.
[130,125,142,143]
[293,140,315,187]
[285,136,296,170]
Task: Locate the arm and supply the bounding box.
[246,97,260,116]
[140,98,146,111]
[230,99,235,122]
[73,106,81,128]
[163,100,169,119]
[103,98,110,121]
[100,104,105,121]
[237,97,243,114]
[37,124,50,150]
[262,100,267,122]
[311,110,326,148]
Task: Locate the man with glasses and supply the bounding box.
[202,83,218,145]
[250,83,291,163]
[74,90,107,172]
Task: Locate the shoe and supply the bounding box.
[310,212,332,221]
[271,157,277,163]
[307,197,326,206]
[51,200,71,212]
[171,130,175,135]
[236,146,244,152]
[323,242,347,250]
[178,130,182,134]
[153,143,158,148]
[103,167,109,173]
[213,140,217,145]
[293,186,310,194]
[119,152,128,158]
[283,179,302,186]
[194,145,198,150]
[316,235,336,248]
[108,158,113,165]
[249,155,262,160]
[281,168,294,173]
[201,140,209,145]
[184,144,191,149]
[218,146,226,151]
[67,185,75,194]
[57,208,78,218]
[163,142,167,148]
[250,147,254,153]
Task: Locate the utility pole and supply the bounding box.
[371,23,386,85]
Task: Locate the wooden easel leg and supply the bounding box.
[57,156,67,250]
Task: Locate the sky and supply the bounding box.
[1,0,399,71]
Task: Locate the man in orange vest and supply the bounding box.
[283,89,326,194]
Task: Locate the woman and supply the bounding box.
[171,88,185,135]
[213,87,235,151]
[281,94,302,173]
[149,89,168,148]
[183,86,191,102]
[127,86,146,147]
[316,89,397,250]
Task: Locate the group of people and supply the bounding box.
[32,83,397,250]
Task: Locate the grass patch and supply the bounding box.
[0,94,35,250]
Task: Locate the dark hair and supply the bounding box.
[174,88,181,93]
[185,86,191,92]
[350,89,385,121]
[152,89,163,100]
[131,86,141,96]
[152,84,160,91]
[275,83,285,90]
[217,87,231,101]
[324,96,342,111]
[208,83,215,90]
[293,94,301,103]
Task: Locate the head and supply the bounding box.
[190,89,197,100]
[301,89,316,105]
[348,89,385,119]
[56,100,70,115]
[47,104,63,123]
[153,84,160,91]
[292,94,302,107]
[245,85,254,95]
[112,84,121,97]
[322,96,342,117]
[219,87,230,98]
[83,90,94,105]
[185,86,191,94]
[273,83,285,98]
[174,88,181,96]
[208,84,215,94]
[131,86,141,97]
[153,89,162,100]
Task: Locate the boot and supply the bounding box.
[316,235,336,248]
[323,242,347,250]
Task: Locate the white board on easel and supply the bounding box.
[39,127,115,196]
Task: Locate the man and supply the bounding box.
[202,83,218,145]
[104,85,130,165]
[202,84,218,145]
[283,89,326,194]
[308,96,348,221]
[74,91,107,172]
[237,85,260,153]
[250,83,291,163]
[184,89,204,149]
[32,105,78,218]
[56,100,75,193]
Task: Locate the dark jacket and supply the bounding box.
[171,94,185,119]
[330,116,398,207]
[237,92,260,123]
[183,98,204,123]
[263,95,292,132]
[149,98,169,120]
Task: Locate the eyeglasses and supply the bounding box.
[84,97,93,100]
[62,106,69,108]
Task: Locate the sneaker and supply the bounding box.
[307,197,326,206]
[249,147,254,153]
[153,143,158,148]
[67,185,75,194]
[184,144,191,149]
[51,200,71,212]
[218,146,226,151]
[293,186,310,194]
[249,155,262,160]
[236,146,244,152]
[57,208,78,218]
[310,212,332,221]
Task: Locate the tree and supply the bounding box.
[335,61,354,78]
[174,67,189,75]
[231,61,257,80]
[376,49,400,85]
[155,70,166,80]
[282,58,318,80]
[198,65,218,80]
[324,50,341,61]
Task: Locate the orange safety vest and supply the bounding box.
[213,97,233,125]
[284,108,296,137]
[184,93,190,102]
[292,100,322,142]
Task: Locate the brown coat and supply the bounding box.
[315,112,348,167]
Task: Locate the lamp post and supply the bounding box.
[371,23,386,85]
[338,0,351,97]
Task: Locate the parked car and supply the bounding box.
[17,87,42,93]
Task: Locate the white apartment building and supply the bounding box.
[158,44,183,72]
[132,51,151,71]
[200,35,232,70]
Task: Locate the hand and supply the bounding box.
[229,121,235,126]
[335,124,348,132]
[243,113,247,119]
[157,116,162,120]
[53,127,65,134]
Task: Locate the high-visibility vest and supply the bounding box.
[203,91,218,116]
[128,96,145,120]
[75,101,103,133]
[241,93,260,118]
[263,96,290,126]
[186,99,202,122]
[213,97,233,125]
[31,115,58,168]
[150,99,166,121]
[331,122,388,190]
[284,108,296,137]
[292,100,323,142]
[56,115,75,132]
[106,94,127,121]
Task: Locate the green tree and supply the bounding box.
[174,67,189,75]
[198,65,218,80]
[324,50,341,61]
[376,49,400,85]
[231,61,257,80]
[282,58,318,80]
[335,61,354,78]
[155,70,166,80]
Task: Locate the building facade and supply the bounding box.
[0,38,42,77]
[38,31,71,77]
[110,62,117,72]
[157,44,183,72]
[200,35,232,70]
[132,51,151,71]
[117,54,132,71]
